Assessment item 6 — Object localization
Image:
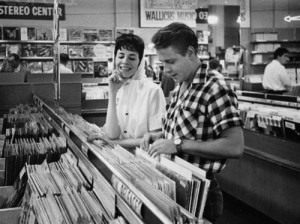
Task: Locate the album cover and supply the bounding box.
[68,28,82,41]
[3,27,20,40]
[68,45,83,58]
[42,61,54,73]
[59,28,68,41]
[37,44,53,57]
[6,44,21,55]
[22,44,37,57]
[0,44,6,58]
[98,29,113,41]
[59,45,68,54]
[115,28,134,39]
[27,62,43,73]
[36,28,53,40]
[94,61,108,77]
[73,61,88,72]
[21,27,36,41]
[83,29,98,42]
[83,45,96,57]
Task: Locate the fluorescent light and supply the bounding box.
[208,15,218,24]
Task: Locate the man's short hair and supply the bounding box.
[274,47,289,59]
[209,59,220,70]
[151,22,198,56]
[60,53,70,64]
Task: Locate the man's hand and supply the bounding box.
[140,132,162,151]
[147,139,177,158]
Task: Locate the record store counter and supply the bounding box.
[218,91,300,224]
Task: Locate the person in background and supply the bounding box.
[262,47,291,94]
[0,53,30,82]
[146,64,156,79]
[47,53,73,74]
[141,22,244,224]
[208,58,224,78]
[160,67,176,98]
[87,33,166,149]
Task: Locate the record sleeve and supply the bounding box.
[68,28,83,41]
[94,61,108,77]
[3,27,20,40]
[21,27,36,41]
[36,28,53,40]
[21,44,37,57]
[83,29,98,42]
[73,61,88,73]
[68,45,83,58]
[98,29,113,41]
[37,44,53,57]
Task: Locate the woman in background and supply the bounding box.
[88,34,166,149]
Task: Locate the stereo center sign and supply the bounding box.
[0,1,65,20]
[140,0,197,28]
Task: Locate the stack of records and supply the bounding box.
[1,104,66,185]
[16,150,124,224]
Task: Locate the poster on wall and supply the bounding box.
[140,0,197,28]
[239,0,250,28]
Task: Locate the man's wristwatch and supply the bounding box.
[174,138,183,154]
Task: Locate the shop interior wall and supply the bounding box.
[0,0,157,47]
[241,0,300,75]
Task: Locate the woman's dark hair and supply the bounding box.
[151,22,198,56]
[114,33,145,65]
[274,47,289,59]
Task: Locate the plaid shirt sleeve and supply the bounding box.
[206,79,244,137]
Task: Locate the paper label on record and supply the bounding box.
[81,143,89,157]
[63,125,70,136]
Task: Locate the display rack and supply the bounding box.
[0,39,115,76]
[250,32,300,76]
[32,95,204,224]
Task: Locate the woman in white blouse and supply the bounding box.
[88,34,166,149]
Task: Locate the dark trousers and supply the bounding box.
[203,173,223,224]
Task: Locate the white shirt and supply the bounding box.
[47,64,73,73]
[116,78,166,139]
[263,60,291,91]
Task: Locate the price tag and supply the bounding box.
[285,121,295,130]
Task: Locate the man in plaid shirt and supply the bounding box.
[141,22,244,223]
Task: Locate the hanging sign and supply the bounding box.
[0,1,65,20]
[195,8,208,24]
[140,0,197,28]
[239,0,250,28]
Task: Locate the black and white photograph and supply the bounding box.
[0,1,299,224]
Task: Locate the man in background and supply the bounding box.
[0,53,30,82]
[47,53,73,73]
[263,47,291,94]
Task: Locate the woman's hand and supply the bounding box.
[87,132,112,145]
[108,69,126,93]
